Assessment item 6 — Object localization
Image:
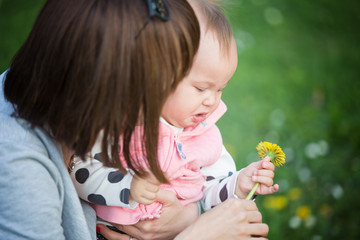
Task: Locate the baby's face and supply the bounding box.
[161,31,238,129]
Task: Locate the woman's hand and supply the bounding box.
[97,192,269,240]
[175,198,269,240]
[98,189,198,240]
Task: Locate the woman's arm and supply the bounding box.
[0,154,65,239]
[98,196,268,240]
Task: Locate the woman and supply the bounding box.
[0,0,269,239]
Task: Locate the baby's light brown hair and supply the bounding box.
[190,0,234,52]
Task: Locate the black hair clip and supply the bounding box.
[147,0,171,21]
[135,0,171,39]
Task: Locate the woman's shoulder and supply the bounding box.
[0,115,62,179]
[0,115,47,152]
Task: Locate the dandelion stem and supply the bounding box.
[246,182,259,200]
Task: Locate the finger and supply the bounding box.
[257,184,279,195]
[238,199,258,211]
[254,169,274,178]
[96,224,131,240]
[247,223,269,238]
[272,184,279,193]
[246,210,263,223]
[136,191,158,205]
[252,176,274,187]
[141,190,158,200]
[138,198,155,205]
[250,160,264,170]
[145,183,160,193]
[261,160,275,170]
[261,156,271,162]
[155,189,177,206]
[115,224,143,238]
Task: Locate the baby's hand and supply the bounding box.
[130,171,161,205]
[235,156,279,199]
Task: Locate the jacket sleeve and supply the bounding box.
[0,153,65,240]
[71,156,138,209]
[200,145,240,211]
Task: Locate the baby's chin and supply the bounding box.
[184,121,202,129]
[175,121,197,129]
[172,117,205,129]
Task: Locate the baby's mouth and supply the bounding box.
[192,113,207,123]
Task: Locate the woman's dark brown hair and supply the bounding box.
[4,0,200,183]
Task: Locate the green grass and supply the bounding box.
[219,0,360,239]
[0,0,46,71]
[1,0,359,239]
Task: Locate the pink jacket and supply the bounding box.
[93,101,227,224]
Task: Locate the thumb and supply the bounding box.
[252,155,269,167]
[156,189,177,206]
[251,156,270,170]
[262,155,271,162]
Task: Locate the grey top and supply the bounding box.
[0,71,96,240]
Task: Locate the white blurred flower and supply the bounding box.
[277,179,289,193]
[284,147,294,163]
[318,140,329,156]
[264,130,279,143]
[270,108,286,127]
[289,216,301,229]
[305,140,329,159]
[305,215,317,228]
[331,184,343,199]
[234,30,255,54]
[264,7,283,26]
[298,167,311,183]
[312,235,322,240]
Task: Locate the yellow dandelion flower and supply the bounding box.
[256,141,286,167]
[246,141,286,200]
[263,195,288,210]
[289,188,302,201]
[296,205,311,220]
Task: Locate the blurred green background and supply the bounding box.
[1,0,359,239]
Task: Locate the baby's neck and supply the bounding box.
[159,117,184,135]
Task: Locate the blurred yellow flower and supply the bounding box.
[296,205,311,220]
[289,188,302,201]
[263,195,288,210]
[256,141,286,167]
